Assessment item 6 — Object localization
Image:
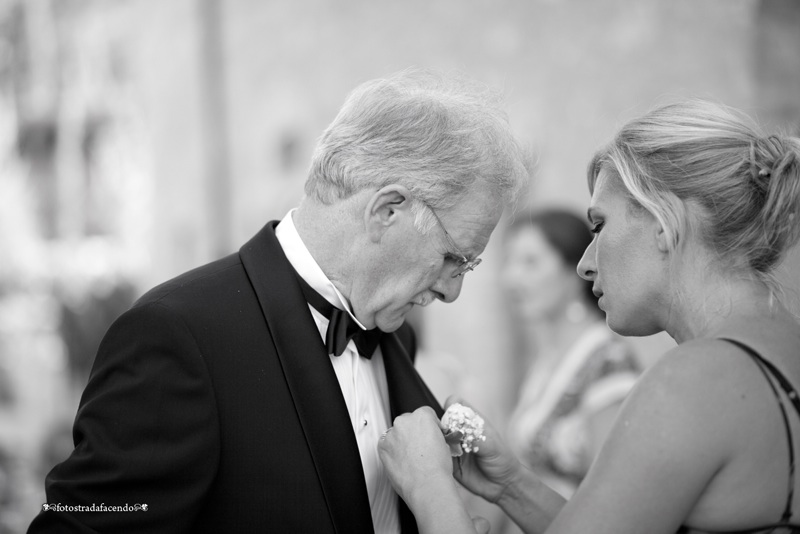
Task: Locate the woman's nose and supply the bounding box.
[577,241,596,281]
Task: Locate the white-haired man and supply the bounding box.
[30,69,528,533]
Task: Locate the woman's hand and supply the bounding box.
[449,398,567,533]
[378,406,481,533]
[377,406,453,505]
[378,400,521,504]
[445,397,523,504]
[378,402,564,534]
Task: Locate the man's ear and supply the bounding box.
[364,185,413,242]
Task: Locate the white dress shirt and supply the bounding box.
[275,210,400,534]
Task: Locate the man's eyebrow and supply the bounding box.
[454,238,478,262]
[454,248,477,262]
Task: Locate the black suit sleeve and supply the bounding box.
[28,302,220,534]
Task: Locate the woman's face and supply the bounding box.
[502,225,582,322]
[577,169,668,336]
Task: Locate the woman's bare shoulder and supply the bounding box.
[616,338,775,447]
[633,338,748,396]
[559,342,751,532]
[712,312,800,373]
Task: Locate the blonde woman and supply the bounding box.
[502,209,640,500]
[379,99,800,534]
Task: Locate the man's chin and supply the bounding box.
[375,321,403,333]
[373,313,407,333]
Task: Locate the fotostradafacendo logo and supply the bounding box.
[42,503,148,512]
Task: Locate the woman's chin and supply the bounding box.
[606,315,660,338]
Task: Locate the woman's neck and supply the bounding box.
[665,274,775,344]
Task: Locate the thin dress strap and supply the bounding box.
[722,338,800,526]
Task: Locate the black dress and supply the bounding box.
[678,339,800,534]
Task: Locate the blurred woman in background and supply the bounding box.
[502,209,640,501]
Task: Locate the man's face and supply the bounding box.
[351,190,504,332]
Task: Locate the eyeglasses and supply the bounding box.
[423,203,482,278]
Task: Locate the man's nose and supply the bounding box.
[431,270,464,303]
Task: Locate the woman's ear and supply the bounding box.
[364,184,413,242]
[655,222,670,254]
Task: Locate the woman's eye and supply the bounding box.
[590,222,604,234]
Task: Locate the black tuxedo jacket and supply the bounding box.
[29,221,442,533]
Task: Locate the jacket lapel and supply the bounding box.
[380,328,444,534]
[239,222,374,534]
[381,329,443,420]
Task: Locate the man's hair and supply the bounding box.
[305,68,529,232]
[588,98,800,286]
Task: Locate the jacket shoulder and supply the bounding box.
[134,252,245,308]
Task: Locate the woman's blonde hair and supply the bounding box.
[588,99,800,287]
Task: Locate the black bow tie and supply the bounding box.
[294,273,382,358]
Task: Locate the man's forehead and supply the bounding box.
[447,209,502,256]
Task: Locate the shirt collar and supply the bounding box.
[275,209,366,329]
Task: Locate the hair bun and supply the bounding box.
[749,135,788,183]
[751,134,800,272]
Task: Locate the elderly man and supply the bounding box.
[29,69,528,533]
